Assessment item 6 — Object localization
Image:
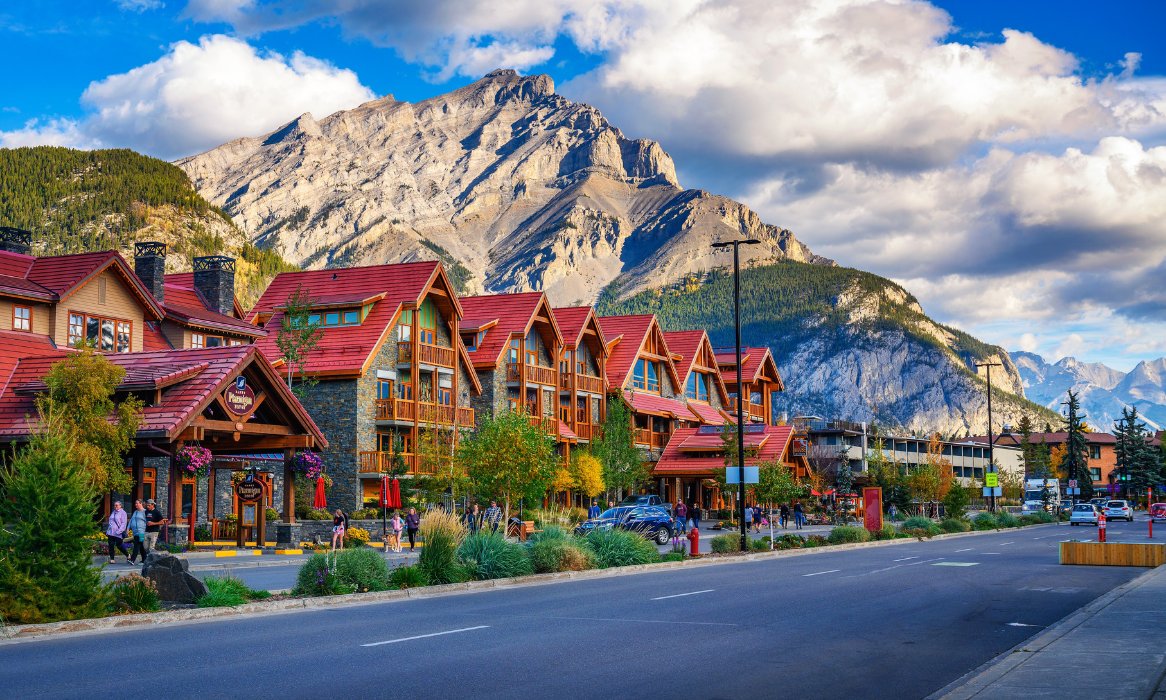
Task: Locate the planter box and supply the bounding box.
[1059,541,1165,567]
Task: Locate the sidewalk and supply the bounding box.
[937,563,1166,699]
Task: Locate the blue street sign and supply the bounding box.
[725,467,759,484]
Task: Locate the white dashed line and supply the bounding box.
[892,556,918,562]
[361,625,490,647]
[1000,542,1014,546]
[932,562,979,567]
[652,589,715,601]
[954,548,973,552]
[803,569,841,577]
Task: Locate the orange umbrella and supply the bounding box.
[313,476,327,509]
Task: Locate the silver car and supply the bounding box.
[1069,503,1100,526]
[1103,500,1133,522]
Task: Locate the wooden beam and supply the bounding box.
[191,417,295,436]
[213,435,314,450]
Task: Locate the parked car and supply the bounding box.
[1069,503,1100,526]
[1149,503,1166,522]
[1103,500,1134,522]
[575,505,674,544]
[1058,501,1074,517]
[1089,497,1108,508]
[620,494,664,507]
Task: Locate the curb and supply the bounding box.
[7,522,1060,643]
[929,563,1166,699]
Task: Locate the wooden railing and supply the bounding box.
[728,397,766,421]
[397,340,455,367]
[376,398,474,427]
[634,428,669,449]
[529,415,558,435]
[358,451,423,474]
[456,406,475,426]
[575,373,604,394]
[506,362,557,386]
[574,422,596,441]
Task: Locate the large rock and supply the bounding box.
[142,552,208,604]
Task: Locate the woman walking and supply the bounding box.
[404,507,421,551]
[389,511,404,553]
[105,501,131,565]
[331,508,348,552]
[127,500,148,565]
[779,503,790,529]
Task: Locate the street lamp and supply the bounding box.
[712,238,761,552]
[974,360,1001,513]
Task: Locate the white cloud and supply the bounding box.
[1,35,375,160]
[1018,333,1039,353]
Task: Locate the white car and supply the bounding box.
[1103,500,1133,522]
[1069,503,1100,526]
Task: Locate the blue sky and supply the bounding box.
[2,1,1165,372]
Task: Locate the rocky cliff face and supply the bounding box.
[1015,351,1166,430]
[178,70,827,305]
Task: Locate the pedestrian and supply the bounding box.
[752,504,763,532]
[105,501,131,564]
[331,508,348,552]
[464,503,481,534]
[143,499,167,553]
[404,507,421,551]
[126,500,149,564]
[793,501,805,530]
[779,503,790,529]
[483,500,502,533]
[888,503,898,522]
[607,500,615,510]
[689,503,701,531]
[389,511,404,553]
[744,503,754,531]
[588,500,601,520]
[675,500,687,534]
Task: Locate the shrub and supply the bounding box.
[351,508,379,520]
[528,524,570,544]
[583,528,660,567]
[941,519,970,533]
[529,537,596,573]
[1018,514,1040,525]
[265,507,280,522]
[198,576,268,607]
[528,506,586,528]
[344,526,371,548]
[292,554,350,596]
[943,484,970,521]
[828,526,870,544]
[901,516,934,531]
[995,512,1020,528]
[389,565,429,589]
[872,523,898,540]
[418,510,469,585]
[775,534,805,550]
[804,535,829,548]
[750,538,771,551]
[972,513,998,530]
[457,533,533,580]
[304,509,332,520]
[193,525,212,542]
[903,522,943,538]
[332,548,391,592]
[710,534,740,553]
[109,574,160,614]
[661,552,685,562]
[1034,511,1056,524]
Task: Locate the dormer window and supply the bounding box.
[12,305,30,332]
[686,372,710,402]
[633,359,660,393]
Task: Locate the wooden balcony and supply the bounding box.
[559,371,605,395]
[397,340,455,368]
[574,422,597,441]
[357,451,451,476]
[529,415,558,436]
[506,362,557,386]
[375,398,475,427]
[728,397,766,422]
[634,428,669,449]
[456,406,476,427]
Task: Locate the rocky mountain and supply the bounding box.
[0,146,294,307]
[600,261,1057,435]
[1015,351,1166,431]
[178,69,828,305]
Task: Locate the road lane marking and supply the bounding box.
[1032,534,1062,539]
[1007,622,1040,627]
[652,589,714,600]
[1000,542,1014,546]
[803,569,841,577]
[545,615,736,627]
[361,625,490,647]
[892,556,918,562]
[844,557,945,578]
[954,548,973,552]
[982,552,1001,555]
[932,562,978,567]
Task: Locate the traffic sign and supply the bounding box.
[984,473,999,488]
[725,467,759,484]
[1069,479,1078,489]
[982,486,1002,497]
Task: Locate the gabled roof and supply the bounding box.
[553,306,608,350]
[625,391,692,419]
[0,345,326,446]
[664,330,730,405]
[0,330,59,396]
[597,314,682,391]
[459,292,562,368]
[164,273,247,319]
[715,345,784,391]
[161,275,265,338]
[142,321,173,352]
[655,424,794,475]
[247,261,461,377]
[0,250,164,320]
[685,401,727,426]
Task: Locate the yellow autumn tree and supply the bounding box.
[571,451,605,497]
[1049,444,1067,479]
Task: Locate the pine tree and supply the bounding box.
[0,419,112,624]
[1061,390,1093,499]
[1113,407,1160,502]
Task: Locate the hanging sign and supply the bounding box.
[224,375,257,416]
[236,479,263,503]
[792,437,808,457]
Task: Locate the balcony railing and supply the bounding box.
[506,362,557,386]
[634,428,669,449]
[559,372,605,395]
[574,422,597,441]
[529,415,558,436]
[375,398,475,427]
[397,340,455,367]
[358,451,454,476]
[728,397,766,421]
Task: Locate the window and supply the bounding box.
[343,310,360,325]
[508,338,519,364]
[1089,468,1101,481]
[525,330,540,366]
[1089,445,1101,460]
[462,333,478,352]
[325,311,340,326]
[68,312,131,352]
[438,387,452,405]
[632,359,660,393]
[397,378,413,400]
[686,372,710,401]
[577,344,594,375]
[419,299,437,344]
[191,333,204,349]
[12,305,30,332]
[560,349,572,376]
[399,310,412,342]
[141,468,155,502]
[376,380,393,400]
[377,432,397,452]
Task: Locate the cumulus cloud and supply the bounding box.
[0,35,375,159]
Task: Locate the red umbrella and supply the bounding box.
[389,478,402,509]
[313,476,327,509]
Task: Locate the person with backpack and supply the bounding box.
[793,501,805,530]
[780,503,790,529]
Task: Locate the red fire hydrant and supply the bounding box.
[686,527,700,556]
[1098,511,1106,543]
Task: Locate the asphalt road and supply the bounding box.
[4,521,1149,699]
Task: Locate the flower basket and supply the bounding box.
[291,451,324,480]
[176,445,212,478]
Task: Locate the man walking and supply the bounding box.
[779,503,790,529]
[674,500,687,534]
[588,500,601,520]
[484,500,502,534]
[143,499,167,553]
[793,501,805,530]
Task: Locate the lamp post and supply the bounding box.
[712,238,761,552]
[975,361,1002,513]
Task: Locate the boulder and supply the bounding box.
[142,552,208,603]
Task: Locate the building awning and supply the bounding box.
[627,391,690,419]
[685,402,726,426]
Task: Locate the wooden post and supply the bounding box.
[236,495,245,548]
[132,454,144,503]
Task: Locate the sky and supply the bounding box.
[2,0,1165,372]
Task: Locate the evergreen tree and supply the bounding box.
[592,396,647,499]
[1113,407,1160,502]
[1061,390,1093,499]
[0,417,112,623]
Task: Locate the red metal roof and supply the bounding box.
[0,330,60,396]
[558,420,578,442]
[142,321,173,352]
[685,401,726,426]
[664,329,729,405]
[160,275,263,337]
[248,261,453,376]
[715,346,783,389]
[0,251,35,278]
[626,391,691,419]
[655,425,794,475]
[25,252,164,320]
[459,292,561,368]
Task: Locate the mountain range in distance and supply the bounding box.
[1013,351,1166,432]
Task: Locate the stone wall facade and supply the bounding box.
[299,378,360,510]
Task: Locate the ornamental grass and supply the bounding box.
[418,509,469,584]
[457,532,533,580]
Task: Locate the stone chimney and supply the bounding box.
[134,241,167,303]
[0,227,33,255]
[193,255,236,316]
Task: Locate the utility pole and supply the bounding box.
[712,238,761,552]
[975,361,1002,513]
